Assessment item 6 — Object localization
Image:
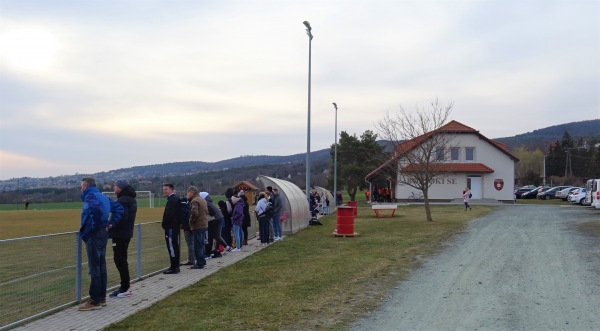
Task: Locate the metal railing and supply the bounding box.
[0,221,251,330]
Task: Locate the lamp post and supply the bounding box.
[332,102,338,208]
[303,20,313,204]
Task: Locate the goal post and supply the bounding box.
[102,191,154,208]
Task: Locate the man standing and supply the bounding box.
[78,177,123,311]
[187,186,209,269]
[162,183,181,274]
[108,179,137,298]
[271,188,283,241]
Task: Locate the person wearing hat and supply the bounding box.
[108,179,137,298]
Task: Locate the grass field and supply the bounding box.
[106,204,495,330]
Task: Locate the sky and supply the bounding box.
[0,0,598,180]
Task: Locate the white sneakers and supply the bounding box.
[231,248,241,252]
[274,237,283,241]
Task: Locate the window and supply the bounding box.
[435,148,444,161]
[465,147,474,161]
[450,147,459,161]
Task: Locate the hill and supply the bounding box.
[493,119,599,150]
[0,119,597,195]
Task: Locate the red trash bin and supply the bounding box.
[336,206,355,235]
[347,201,358,216]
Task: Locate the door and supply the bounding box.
[468,176,482,199]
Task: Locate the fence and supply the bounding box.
[0,221,256,330]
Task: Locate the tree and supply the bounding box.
[374,99,454,222]
[513,146,544,185]
[328,130,384,202]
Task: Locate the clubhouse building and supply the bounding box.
[366,120,519,203]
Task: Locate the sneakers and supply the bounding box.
[109,287,132,298]
[225,246,232,252]
[274,237,283,241]
[79,299,102,311]
[231,248,241,252]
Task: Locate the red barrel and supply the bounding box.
[336,206,355,234]
[347,201,358,216]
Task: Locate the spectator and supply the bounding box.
[201,192,230,257]
[161,183,181,274]
[231,193,244,251]
[255,192,270,246]
[108,179,137,299]
[266,186,275,243]
[240,193,251,246]
[271,188,283,241]
[186,186,209,269]
[78,177,123,311]
[222,188,235,248]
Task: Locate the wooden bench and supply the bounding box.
[371,204,398,218]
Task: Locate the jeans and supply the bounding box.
[85,228,108,303]
[272,214,282,238]
[111,237,130,291]
[183,230,194,263]
[258,215,270,243]
[233,224,243,249]
[192,228,207,267]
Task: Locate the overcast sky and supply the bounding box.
[0,0,598,180]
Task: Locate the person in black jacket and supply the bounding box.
[240,193,251,246]
[108,179,137,298]
[162,183,181,274]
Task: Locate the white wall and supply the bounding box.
[394,133,516,201]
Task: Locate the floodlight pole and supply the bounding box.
[303,21,313,204]
[332,102,338,208]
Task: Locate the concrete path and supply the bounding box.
[351,205,600,331]
[13,237,271,331]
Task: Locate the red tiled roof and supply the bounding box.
[401,163,494,173]
[233,180,259,190]
[366,120,518,180]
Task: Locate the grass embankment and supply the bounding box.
[107,205,493,330]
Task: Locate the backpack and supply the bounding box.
[263,202,274,218]
[179,198,190,228]
[469,193,473,198]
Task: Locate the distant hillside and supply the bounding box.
[493,119,599,150]
[1,119,597,193]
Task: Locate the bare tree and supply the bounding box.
[374,99,454,222]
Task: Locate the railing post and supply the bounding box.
[136,224,142,280]
[75,233,82,302]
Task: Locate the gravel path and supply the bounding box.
[351,205,600,331]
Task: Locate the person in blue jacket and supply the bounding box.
[78,177,124,311]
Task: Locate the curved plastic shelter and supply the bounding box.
[314,186,334,207]
[258,176,310,234]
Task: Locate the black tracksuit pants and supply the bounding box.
[112,237,131,291]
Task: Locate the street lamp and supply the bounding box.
[332,102,338,207]
[303,20,313,204]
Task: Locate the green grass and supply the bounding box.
[107,204,494,330]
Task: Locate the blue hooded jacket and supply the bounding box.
[80,185,124,242]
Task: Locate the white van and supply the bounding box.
[591,179,600,209]
[584,179,593,206]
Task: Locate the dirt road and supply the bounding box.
[351,205,600,330]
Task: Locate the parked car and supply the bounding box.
[569,188,587,205]
[514,187,534,199]
[537,186,571,200]
[522,186,548,199]
[555,187,577,201]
